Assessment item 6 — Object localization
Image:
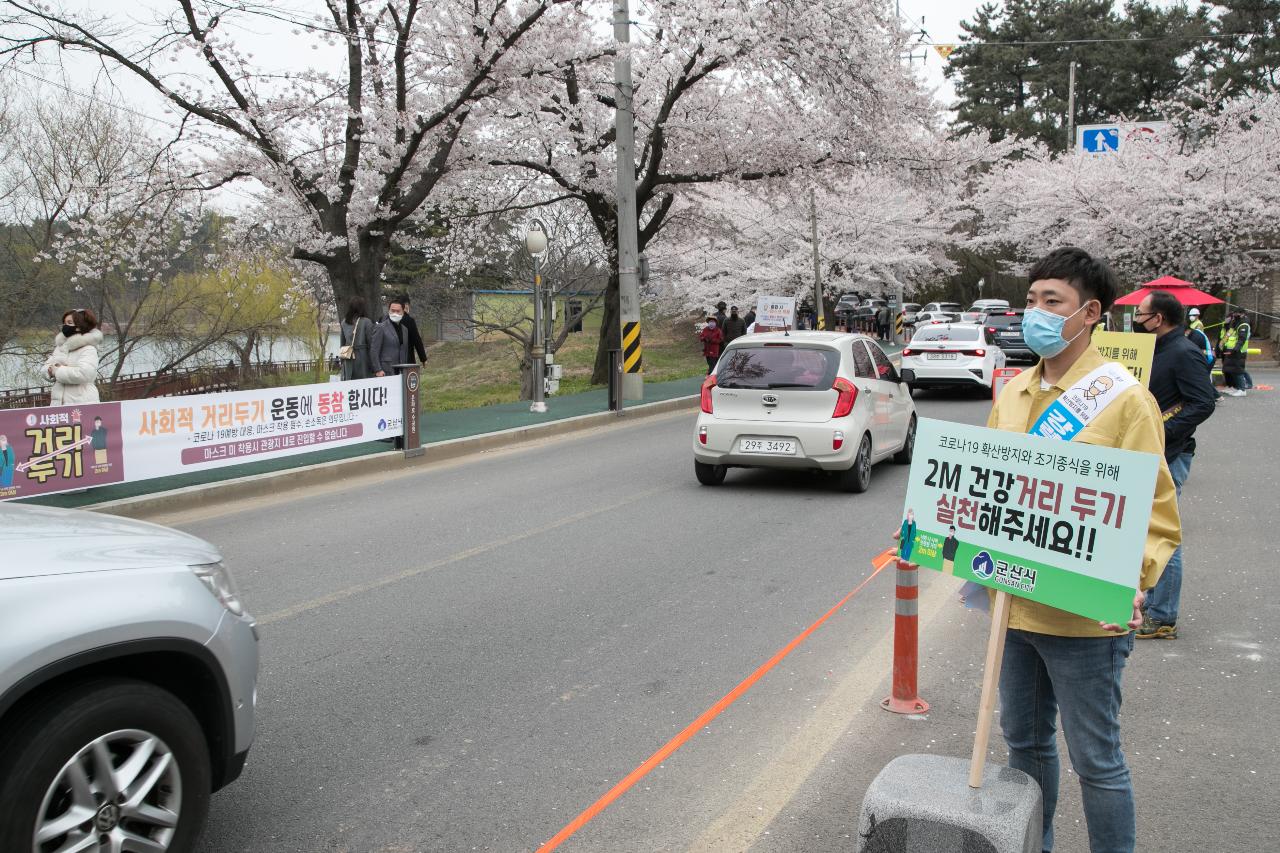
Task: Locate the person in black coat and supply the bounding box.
[370,298,411,377]
[400,295,428,365]
[722,306,747,346]
[1133,290,1216,640]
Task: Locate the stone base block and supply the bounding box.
[855,754,1042,853]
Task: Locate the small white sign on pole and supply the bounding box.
[754,296,796,330]
[1076,121,1170,154]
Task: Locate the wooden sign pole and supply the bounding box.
[969,590,1012,788]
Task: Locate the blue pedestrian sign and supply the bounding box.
[1081,127,1119,153]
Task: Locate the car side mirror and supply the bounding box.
[900,368,915,385]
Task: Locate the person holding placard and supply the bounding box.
[987,248,1180,853]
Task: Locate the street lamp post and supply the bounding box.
[526,221,549,413]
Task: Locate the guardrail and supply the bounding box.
[0,359,325,410]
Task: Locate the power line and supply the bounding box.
[934,32,1270,50]
[1,65,180,128]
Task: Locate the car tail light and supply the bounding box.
[901,347,914,357]
[701,374,716,414]
[698,425,708,445]
[986,327,996,334]
[964,348,986,357]
[833,430,845,450]
[832,377,857,418]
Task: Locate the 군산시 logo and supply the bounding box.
[971,551,995,580]
[377,419,388,431]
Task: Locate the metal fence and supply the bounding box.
[0,359,325,410]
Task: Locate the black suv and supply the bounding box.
[985,310,1032,362]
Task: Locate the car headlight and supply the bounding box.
[193,562,246,617]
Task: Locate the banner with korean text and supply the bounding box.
[901,417,1159,624]
[0,376,402,501]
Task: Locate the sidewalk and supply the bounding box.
[22,374,705,510]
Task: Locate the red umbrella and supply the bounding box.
[1113,275,1224,306]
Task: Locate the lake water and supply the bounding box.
[1,332,342,390]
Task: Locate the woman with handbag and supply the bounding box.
[339,296,375,381]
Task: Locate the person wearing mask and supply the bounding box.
[44,308,102,406]
[714,301,728,333]
[722,306,747,346]
[978,247,1179,853]
[339,296,376,381]
[698,316,723,374]
[897,509,917,561]
[1218,312,1250,396]
[1131,291,1216,640]
[1184,307,1218,401]
[370,298,410,378]
[400,295,429,365]
[743,306,756,329]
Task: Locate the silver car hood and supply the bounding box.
[0,504,221,581]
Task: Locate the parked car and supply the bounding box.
[912,310,960,328]
[900,323,1007,393]
[984,309,1032,362]
[900,303,922,324]
[968,299,1011,314]
[920,302,962,315]
[0,504,259,853]
[693,332,917,493]
[834,293,862,314]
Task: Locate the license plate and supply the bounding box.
[741,439,796,455]
[927,352,958,360]
[998,332,1018,338]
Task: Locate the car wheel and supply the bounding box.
[838,434,873,493]
[0,679,211,853]
[893,416,917,464]
[694,459,728,486]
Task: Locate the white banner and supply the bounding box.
[120,376,403,481]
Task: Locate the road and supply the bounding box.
[163,378,1280,853]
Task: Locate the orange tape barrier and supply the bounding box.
[533,550,895,852]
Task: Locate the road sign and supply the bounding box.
[1076,122,1170,154]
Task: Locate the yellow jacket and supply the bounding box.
[988,346,1181,637]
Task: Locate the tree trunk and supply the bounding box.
[519,351,535,400]
[591,268,621,385]
[319,235,389,320]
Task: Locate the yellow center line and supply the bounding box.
[257,484,669,626]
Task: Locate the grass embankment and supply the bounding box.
[423,312,705,412]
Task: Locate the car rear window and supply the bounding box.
[986,314,1023,328]
[717,345,840,389]
[912,326,980,342]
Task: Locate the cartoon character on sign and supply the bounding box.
[1075,374,1115,410]
[91,416,109,466]
[898,509,917,561]
[942,526,960,575]
[0,434,14,488]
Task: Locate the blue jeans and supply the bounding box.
[1146,451,1192,623]
[1000,629,1135,853]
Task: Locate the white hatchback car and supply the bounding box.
[693,332,917,492]
[901,322,1007,393]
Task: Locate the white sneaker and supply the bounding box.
[1226,388,1246,397]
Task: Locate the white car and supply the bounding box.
[692,332,917,493]
[920,302,962,315]
[901,323,1007,393]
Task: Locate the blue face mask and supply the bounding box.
[1022,303,1092,358]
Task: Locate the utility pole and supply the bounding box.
[613,0,643,400]
[1067,60,1078,152]
[810,188,825,330]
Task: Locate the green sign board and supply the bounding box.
[901,418,1160,624]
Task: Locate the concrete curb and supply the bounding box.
[89,395,698,520]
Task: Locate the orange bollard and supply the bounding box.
[882,558,930,715]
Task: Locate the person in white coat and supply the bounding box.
[44,308,103,406]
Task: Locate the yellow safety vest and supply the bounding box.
[1189,318,1204,332]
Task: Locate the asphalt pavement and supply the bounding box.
[166,375,1279,853]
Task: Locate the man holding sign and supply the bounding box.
[900,248,1180,853]
[990,248,1180,853]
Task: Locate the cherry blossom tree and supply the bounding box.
[478,0,937,380]
[964,91,1280,295]
[0,0,583,315]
